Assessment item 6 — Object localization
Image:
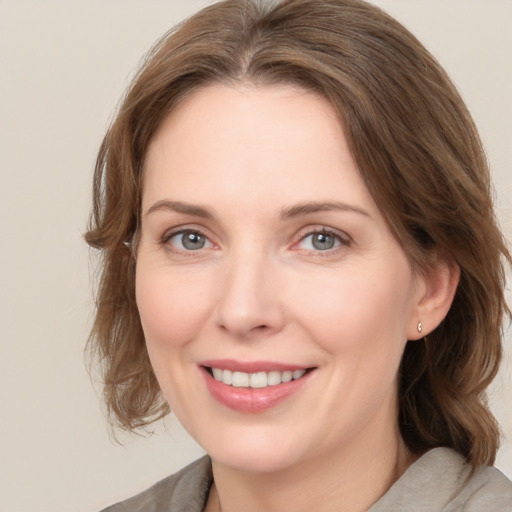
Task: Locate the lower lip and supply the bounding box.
[201,367,313,413]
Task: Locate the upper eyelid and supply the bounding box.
[161,227,215,255]
[295,225,352,242]
[292,226,353,252]
[161,224,212,241]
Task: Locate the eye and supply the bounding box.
[296,229,349,252]
[165,229,213,251]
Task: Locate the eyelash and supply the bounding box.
[292,227,351,256]
[160,226,351,256]
[160,228,213,254]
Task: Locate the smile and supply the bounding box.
[200,362,315,413]
[210,368,307,388]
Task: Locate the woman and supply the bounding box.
[86,0,512,510]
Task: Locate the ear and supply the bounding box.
[407,258,460,340]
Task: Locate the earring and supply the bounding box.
[417,322,422,333]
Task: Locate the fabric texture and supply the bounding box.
[101,447,512,511]
[368,448,512,512]
[100,457,212,512]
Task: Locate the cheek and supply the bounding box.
[290,261,415,358]
[135,266,213,349]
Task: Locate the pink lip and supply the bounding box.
[199,361,315,413]
[199,359,308,373]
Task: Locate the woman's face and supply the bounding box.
[136,84,424,473]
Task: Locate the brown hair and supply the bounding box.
[85,0,510,466]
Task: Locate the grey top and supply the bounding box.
[368,448,512,512]
[101,447,512,511]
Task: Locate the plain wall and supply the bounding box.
[0,1,510,511]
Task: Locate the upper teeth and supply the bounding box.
[211,368,306,388]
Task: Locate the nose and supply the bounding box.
[214,251,285,338]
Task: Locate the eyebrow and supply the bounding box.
[145,200,214,219]
[280,201,371,219]
[144,199,370,220]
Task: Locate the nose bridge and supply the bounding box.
[215,242,284,337]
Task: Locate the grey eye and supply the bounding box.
[297,231,344,252]
[181,232,206,250]
[168,230,211,251]
[311,232,336,250]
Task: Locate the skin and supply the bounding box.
[136,84,458,512]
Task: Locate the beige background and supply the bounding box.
[0,1,510,511]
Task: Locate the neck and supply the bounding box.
[206,423,414,512]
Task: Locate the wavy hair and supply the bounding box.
[85,0,510,465]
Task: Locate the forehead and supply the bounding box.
[142,83,381,220]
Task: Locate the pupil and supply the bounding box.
[182,232,205,250]
[312,233,334,250]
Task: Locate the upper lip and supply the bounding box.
[199,359,312,373]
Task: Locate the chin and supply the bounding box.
[212,447,301,474]
[199,425,310,474]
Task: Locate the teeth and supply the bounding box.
[222,369,233,385]
[293,369,306,380]
[267,371,281,386]
[231,371,249,387]
[211,368,308,388]
[249,372,267,388]
[281,370,293,383]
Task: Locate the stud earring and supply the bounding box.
[417,322,422,333]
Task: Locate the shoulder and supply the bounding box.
[99,456,212,512]
[449,462,512,512]
[370,447,512,512]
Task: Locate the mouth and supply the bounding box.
[199,361,316,413]
[204,366,313,388]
